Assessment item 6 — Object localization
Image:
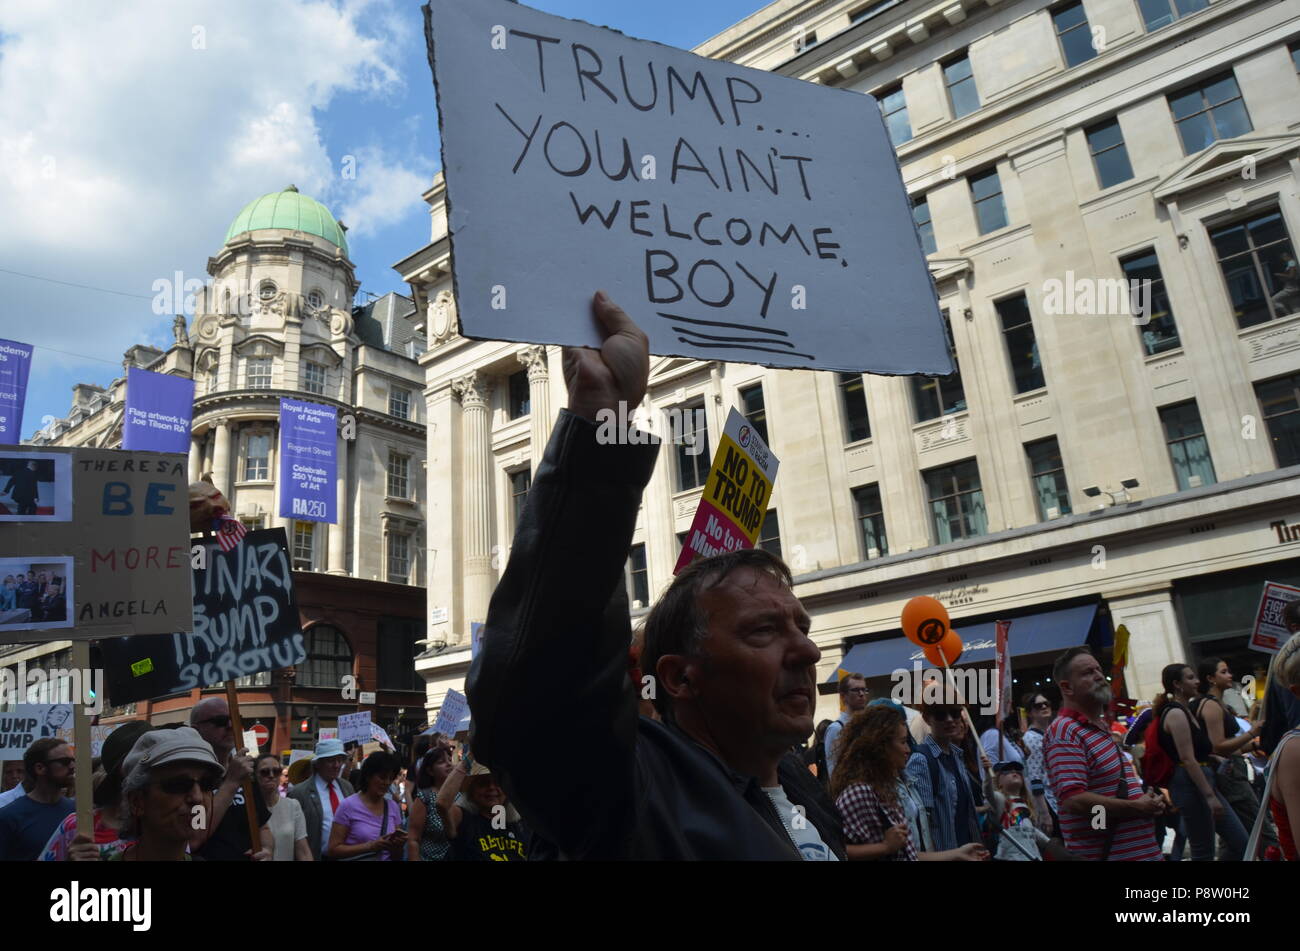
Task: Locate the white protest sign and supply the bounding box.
[424,0,950,374]
[1,704,73,753]
[433,688,468,737]
[338,711,372,745]
[370,722,395,751]
[241,730,260,755]
[318,728,338,742]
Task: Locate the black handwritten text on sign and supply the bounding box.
[96,528,306,705]
[425,0,951,375]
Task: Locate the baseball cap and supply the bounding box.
[123,726,222,784]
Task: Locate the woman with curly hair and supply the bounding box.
[831,704,985,861]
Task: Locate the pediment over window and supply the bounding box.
[648,356,708,385]
[1153,134,1300,204]
[929,257,972,286]
[195,347,220,372]
[301,342,343,368]
[232,334,285,358]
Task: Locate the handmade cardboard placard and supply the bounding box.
[339,711,373,745]
[96,528,306,705]
[433,688,469,738]
[423,0,951,374]
[0,445,192,643]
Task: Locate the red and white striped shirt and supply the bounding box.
[1044,707,1161,861]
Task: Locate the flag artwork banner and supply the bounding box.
[674,407,778,574]
[995,620,1011,720]
[279,397,338,524]
[122,367,194,453]
[0,338,34,447]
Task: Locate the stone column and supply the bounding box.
[1103,585,1181,703]
[328,434,349,575]
[188,433,203,484]
[452,372,494,640]
[518,345,551,466]
[211,420,232,495]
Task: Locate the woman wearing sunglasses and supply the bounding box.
[256,754,312,861]
[406,739,454,861]
[114,727,238,862]
[326,751,406,861]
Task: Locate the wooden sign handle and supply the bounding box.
[224,679,262,857]
[72,640,94,845]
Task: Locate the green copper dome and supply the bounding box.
[224,185,348,256]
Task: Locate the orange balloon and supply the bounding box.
[923,630,964,667]
[901,596,951,647]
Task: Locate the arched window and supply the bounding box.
[299,623,353,688]
[223,289,232,314]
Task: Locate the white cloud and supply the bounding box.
[0,0,430,434]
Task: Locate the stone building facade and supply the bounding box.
[8,187,431,752]
[403,0,1300,722]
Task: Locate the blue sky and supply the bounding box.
[0,0,771,442]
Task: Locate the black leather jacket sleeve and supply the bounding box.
[467,409,660,857]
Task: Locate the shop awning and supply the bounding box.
[828,603,1099,682]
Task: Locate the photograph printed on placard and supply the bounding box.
[0,556,73,631]
[0,452,73,522]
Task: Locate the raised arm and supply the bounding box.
[466,293,655,859]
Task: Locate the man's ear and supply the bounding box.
[657,654,697,704]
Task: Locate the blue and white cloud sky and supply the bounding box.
[0,0,768,440]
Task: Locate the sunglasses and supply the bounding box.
[155,774,219,795]
[1031,701,1051,709]
[44,757,75,768]
[930,709,962,721]
[197,715,232,729]
[847,687,869,695]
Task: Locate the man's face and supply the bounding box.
[1,760,22,790]
[26,573,34,582]
[1062,654,1109,710]
[315,755,345,783]
[844,679,869,711]
[45,706,71,729]
[39,743,75,790]
[192,700,233,755]
[690,568,820,754]
[925,706,963,743]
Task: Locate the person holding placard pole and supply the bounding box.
[189,696,273,861]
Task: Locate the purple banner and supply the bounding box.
[0,339,34,446]
[279,397,337,524]
[122,367,194,452]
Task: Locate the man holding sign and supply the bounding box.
[469,292,843,860]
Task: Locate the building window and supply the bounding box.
[913,196,936,255]
[258,280,277,301]
[234,671,271,688]
[243,432,270,481]
[245,357,272,389]
[292,521,316,571]
[239,516,265,532]
[303,361,326,396]
[912,311,967,422]
[510,468,531,526]
[997,294,1045,393]
[626,543,649,608]
[206,367,219,395]
[386,532,411,584]
[1137,0,1208,32]
[1085,118,1134,189]
[1159,401,1217,490]
[307,289,324,310]
[1053,2,1097,67]
[1026,437,1072,520]
[758,510,782,560]
[299,624,352,688]
[1292,41,1300,74]
[970,168,1008,235]
[1255,374,1300,469]
[1168,72,1252,156]
[852,484,888,558]
[387,452,410,499]
[794,29,818,52]
[943,52,980,119]
[924,459,987,544]
[676,402,710,491]
[1120,249,1181,354]
[377,616,423,691]
[739,383,769,445]
[1209,209,1299,328]
[877,86,911,147]
[508,371,530,420]
[838,372,871,442]
[389,386,411,420]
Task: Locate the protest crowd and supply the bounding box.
[1,295,1297,864]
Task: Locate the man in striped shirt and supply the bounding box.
[1045,646,1165,860]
